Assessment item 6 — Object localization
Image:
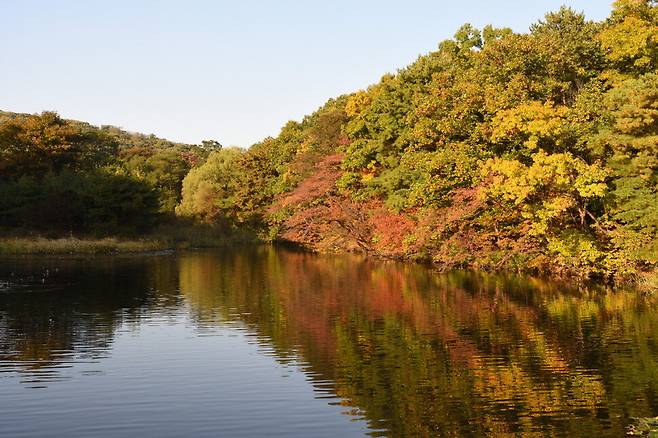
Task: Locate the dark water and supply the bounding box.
[0,247,657,437]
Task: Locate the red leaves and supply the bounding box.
[369,211,415,253]
[270,154,344,212]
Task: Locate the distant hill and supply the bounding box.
[0,110,218,235]
[0,109,191,151]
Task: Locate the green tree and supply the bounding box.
[176,148,243,225]
[603,73,658,264]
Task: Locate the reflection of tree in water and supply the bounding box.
[178,247,658,437]
[0,256,180,383]
[1,248,656,435]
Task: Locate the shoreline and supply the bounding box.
[0,237,177,256]
[0,235,258,256]
[275,239,658,293]
[1,236,655,293]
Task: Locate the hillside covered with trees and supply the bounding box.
[0,110,217,236]
[174,0,657,282]
[1,0,656,284]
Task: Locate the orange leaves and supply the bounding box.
[369,211,416,254]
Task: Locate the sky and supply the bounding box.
[1,1,612,147]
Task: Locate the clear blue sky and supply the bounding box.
[1,1,612,147]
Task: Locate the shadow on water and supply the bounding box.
[1,247,657,436]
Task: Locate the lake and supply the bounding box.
[0,246,656,437]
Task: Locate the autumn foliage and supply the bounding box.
[172,1,658,282]
[2,2,657,282]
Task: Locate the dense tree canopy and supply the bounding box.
[0,111,209,235]
[0,111,116,179]
[179,1,657,281]
[2,2,656,282]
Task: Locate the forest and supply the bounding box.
[0,110,219,236]
[1,0,656,283]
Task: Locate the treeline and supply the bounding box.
[175,0,658,281]
[2,1,656,281]
[0,110,217,236]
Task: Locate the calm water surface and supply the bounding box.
[0,247,657,437]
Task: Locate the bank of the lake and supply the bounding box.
[0,227,259,255]
[0,237,175,255]
[273,237,658,293]
[2,234,657,293]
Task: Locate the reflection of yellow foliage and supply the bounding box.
[168,249,658,436]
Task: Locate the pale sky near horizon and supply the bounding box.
[1,1,612,147]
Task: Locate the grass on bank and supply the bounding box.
[0,224,260,255]
[0,237,167,255]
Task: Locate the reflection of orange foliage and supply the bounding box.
[173,247,658,436]
[4,248,651,436]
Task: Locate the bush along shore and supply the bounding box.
[1,2,657,287]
